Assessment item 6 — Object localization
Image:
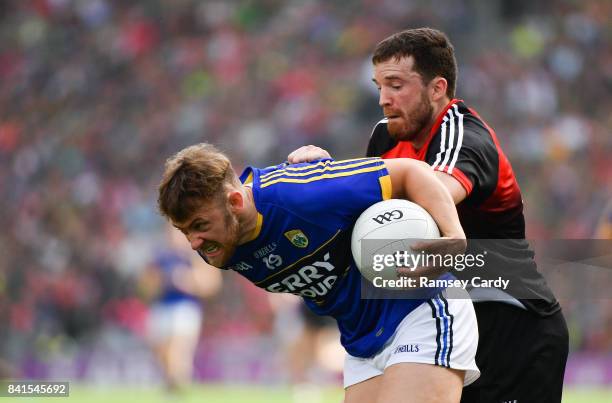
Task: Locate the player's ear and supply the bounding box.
[429,77,448,102]
[227,190,244,213]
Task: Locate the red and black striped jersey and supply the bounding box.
[366,99,560,316]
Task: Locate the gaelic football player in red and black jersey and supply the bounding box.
[289,28,569,403]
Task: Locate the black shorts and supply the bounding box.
[460,302,569,403]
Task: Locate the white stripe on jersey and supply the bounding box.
[447,104,465,174]
[438,108,456,171]
[431,115,449,170]
[370,117,388,139]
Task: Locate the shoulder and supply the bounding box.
[424,102,502,199]
[426,101,498,162]
[457,102,497,147]
[255,158,388,200]
[253,158,390,225]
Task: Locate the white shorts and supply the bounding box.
[344,289,480,388]
[147,300,203,342]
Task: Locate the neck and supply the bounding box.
[236,186,259,245]
[413,96,452,150]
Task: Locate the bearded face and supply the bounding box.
[374,56,435,142]
[173,200,242,268]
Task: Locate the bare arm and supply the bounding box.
[384,158,467,279]
[384,158,465,241]
[433,171,468,205]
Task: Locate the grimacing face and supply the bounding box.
[373,56,434,142]
[172,200,240,268]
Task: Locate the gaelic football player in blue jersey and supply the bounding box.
[158,143,479,403]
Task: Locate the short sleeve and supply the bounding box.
[424,108,498,204]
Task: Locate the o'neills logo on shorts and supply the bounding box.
[394,344,420,354]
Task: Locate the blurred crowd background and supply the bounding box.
[0,0,610,390]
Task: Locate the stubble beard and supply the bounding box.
[205,207,240,268]
[388,90,434,143]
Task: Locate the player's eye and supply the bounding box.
[193,222,208,232]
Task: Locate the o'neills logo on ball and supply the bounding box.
[371,209,403,224]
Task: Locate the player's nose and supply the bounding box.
[188,234,204,251]
[379,89,391,107]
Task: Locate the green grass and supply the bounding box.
[2,385,610,402]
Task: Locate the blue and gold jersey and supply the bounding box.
[222,158,432,358]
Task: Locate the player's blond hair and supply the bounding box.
[158,143,239,222]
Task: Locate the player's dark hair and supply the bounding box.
[372,28,457,98]
[158,143,238,222]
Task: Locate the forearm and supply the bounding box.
[386,159,465,239]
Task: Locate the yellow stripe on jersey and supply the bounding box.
[244,212,263,242]
[260,159,382,183]
[260,158,380,181]
[259,164,386,189]
[379,174,392,200]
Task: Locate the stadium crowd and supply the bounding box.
[0,0,610,384]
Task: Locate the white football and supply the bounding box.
[351,199,440,282]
